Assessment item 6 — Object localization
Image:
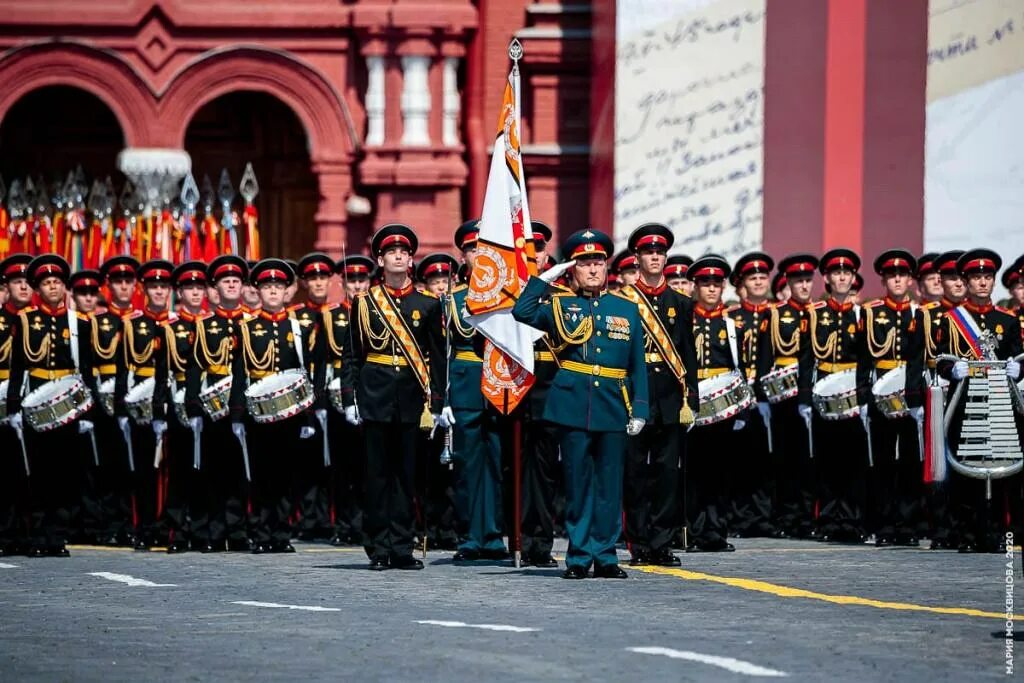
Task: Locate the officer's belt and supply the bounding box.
[535,350,556,363]
[332,360,343,369]
[208,364,231,376]
[129,366,156,378]
[774,356,799,367]
[561,360,627,380]
[0,369,8,381]
[29,368,74,380]
[454,350,483,363]
[926,359,937,369]
[174,372,186,383]
[645,352,664,364]
[696,367,730,380]
[875,360,906,370]
[817,361,856,373]
[366,353,408,367]
[95,363,116,376]
[248,370,276,379]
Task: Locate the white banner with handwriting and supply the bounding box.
[925,0,1024,296]
[614,0,766,259]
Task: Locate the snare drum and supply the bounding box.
[245,370,315,424]
[21,375,94,432]
[760,364,799,404]
[812,369,860,420]
[97,376,116,417]
[200,375,232,422]
[328,376,344,414]
[872,366,908,419]
[0,379,8,424]
[125,377,155,425]
[172,386,189,427]
[696,370,753,426]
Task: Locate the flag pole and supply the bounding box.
[509,37,525,570]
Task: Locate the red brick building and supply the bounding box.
[0,0,592,259]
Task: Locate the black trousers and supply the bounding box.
[815,415,868,539]
[416,430,459,548]
[728,415,776,536]
[520,417,560,558]
[25,423,80,549]
[191,418,249,545]
[162,419,195,544]
[363,419,417,561]
[625,421,681,556]
[129,423,165,544]
[686,419,734,546]
[330,414,364,542]
[867,412,925,539]
[293,420,332,538]
[248,418,298,546]
[92,413,134,542]
[0,425,30,551]
[771,398,817,536]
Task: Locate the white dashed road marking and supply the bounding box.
[414,619,540,633]
[0,562,19,568]
[87,572,177,587]
[232,601,340,612]
[627,646,789,677]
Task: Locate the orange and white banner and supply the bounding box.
[466,65,543,414]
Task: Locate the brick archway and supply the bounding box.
[0,41,156,147]
[161,47,358,253]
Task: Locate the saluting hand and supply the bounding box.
[540,259,576,284]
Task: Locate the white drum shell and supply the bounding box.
[125,377,155,426]
[244,370,315,424]
[696,370,753,426]
[199,375,232,422]
[872,366,909,419]
[21,375,94,432]
[760,364,799,404]
[812,369,860,420]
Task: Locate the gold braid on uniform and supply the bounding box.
[124,318,155,367]
[195,318,231,366]
[865,306,895,358]
[357,296,391,352]
[20,312,50,364]
[694,331,705,366]
[448,296,475,339]
[91,318,118,361]
[0,334,11,366]
[943,315,972,358]
[770,306,801,357]
[240,319,275,373]
[922,308,937,359]
[323,309,347,358]
[810,309,838,360]
[165,324,189,374]
[551,297,593,345]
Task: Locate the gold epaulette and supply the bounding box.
[451,283,469,293]
[75,311,90,321]
[864,299,884,308]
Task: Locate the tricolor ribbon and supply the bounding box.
[947,306,985,360]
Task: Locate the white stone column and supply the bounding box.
[365,56,386,146]
[400,55,431,146]
[442,57,461,147]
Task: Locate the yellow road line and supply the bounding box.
[636,565,1022,621]
[301,548,363,553]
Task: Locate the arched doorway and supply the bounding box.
[0,85,125,194]
[184,91,318,260]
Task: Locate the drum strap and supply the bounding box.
[67,309,80,372]
[289,317,306,369]
[725,316,739,370]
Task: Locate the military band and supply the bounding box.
[1,226,1022,566]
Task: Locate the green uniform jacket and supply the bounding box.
[513,276,649,432]
[446,285,486,412]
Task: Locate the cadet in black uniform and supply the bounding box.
[340,224,446,570]
[665,255,694,296]
[619,223,697,566]
[6,255,97,557]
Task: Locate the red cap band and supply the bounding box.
[424,263,451,277]
[214,263,243,278]
[879,258,910,271]
[634,234,669,250]
[824,256,855,271]
[380,234,412,251]
[740,259,770,275]
[4,264,27,277]
[617,255,638,269]
[144,269,172,281]
[692,266,725,280]
[460,232,479,246]
[532,232,547,242]
[346,265,370,275]
[665,265,689,277]
[256,269,288,283]
[785,261,815,274]
[570,243,608,259]
[74,277,100,288]
[962,258,996,272]
[303,262,331,276]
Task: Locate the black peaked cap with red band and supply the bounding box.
[934,250,965,275]
[251,258,295,287]
[873,249,916,276]
[70,269,102,291]
[207,254,249,283]
[298,252,334,279]
[1001,255,1024,289]
[665,254,693,279]
[28,254,71,286]
[372,223,418,257]
[0,253,32,283]
[627,222,674,253]
[731,251,774,287]
[956,248,1001,277]
[416,253,459,282]
[139,259,174,284]
[819,248,861,275]
[778,253,819,278]
[455,219,481,251]
[689,254,731,282]
[100,255,140,282]
[772,271,788,296]
[611,250,638,275]
[336,255,375,279]
[531,220,553,245]
[172,260,207,287]
[916,252,939,279]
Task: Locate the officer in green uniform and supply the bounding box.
[443,223,509,563]
[513,228,649,579]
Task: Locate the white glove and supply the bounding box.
[438,406,456,429]
[231,422,246,441]
[344,405,362,426]
[858,405,870,423]
[757,402,772,421]
[626,417,646,436]
[152,420,167,438]
[189,416,203,434]
[315,408,328,423]
[8,412,23,431]
[732,419,746,431]
[299,426,315,439]
[951,360,968,380]
[78,420,94,434]
[540,259,576,283]
[798,404,813,422]
[909,406,924,423]
[118,416,131,433]
[1006,360,1021,379]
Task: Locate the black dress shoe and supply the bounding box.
[251,543,271,554]
[593,564,628,579]
[958,542,977,553]
[227,539,252,552]
[166,540,189,554]
[198,542,223,553]
[51,546,70,557]
[562,565,588,579]
[369,558,389,571]
[875,536,894,547]
[391,556,424,570]
[452,549,481,563]
[273,542,296,554]
[628,551,649,566]
[687,540,735,553]
[481,547,511,561]
[28,547,48,558]
[528,554,559,568]
[329,535,346,547]
[134,539,151,551]
[895,535,919,547]
[650,550,681,567]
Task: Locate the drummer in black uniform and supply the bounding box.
[6,255,97,557]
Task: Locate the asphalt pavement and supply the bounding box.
[0,538,1019,681]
